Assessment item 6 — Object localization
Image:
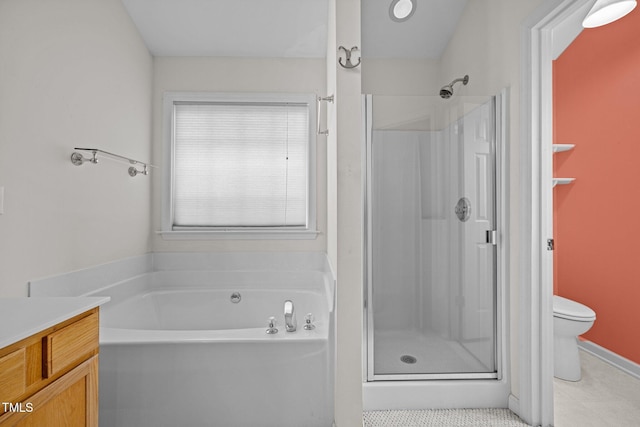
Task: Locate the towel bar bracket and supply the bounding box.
[317,94,334,136]
[71,148,154,177]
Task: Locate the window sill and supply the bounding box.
[157,229,321,240]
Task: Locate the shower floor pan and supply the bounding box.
[373,329,493,378]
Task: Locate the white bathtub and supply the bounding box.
[30,252,335,427]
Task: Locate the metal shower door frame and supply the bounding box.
[363,93,507,382]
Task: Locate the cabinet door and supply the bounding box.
[0,355,98,427]
[0,349,26,403]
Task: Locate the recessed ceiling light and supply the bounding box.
[390,0,416,23]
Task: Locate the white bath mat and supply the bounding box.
[363,409,530,427]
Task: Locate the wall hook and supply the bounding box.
[338,46,361,69]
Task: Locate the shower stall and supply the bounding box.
[363,93,508,408]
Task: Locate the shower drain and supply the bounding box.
[400,355,417,364]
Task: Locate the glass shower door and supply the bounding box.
[365,95,498,380]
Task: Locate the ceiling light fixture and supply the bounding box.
[390,0,416,22]
[582,0,637,28]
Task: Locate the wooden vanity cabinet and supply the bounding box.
[0,308,99,427]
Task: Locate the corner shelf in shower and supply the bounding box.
[553,144,575,186]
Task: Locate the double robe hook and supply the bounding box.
[338,46,361,69]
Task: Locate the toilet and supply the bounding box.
[553,295,596,381]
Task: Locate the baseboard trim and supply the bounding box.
[507,394,520,416]
[578,340,640,380]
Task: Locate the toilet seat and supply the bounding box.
[553,295,596,322]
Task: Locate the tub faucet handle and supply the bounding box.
[303,313,316,330]
[266,316,278,334]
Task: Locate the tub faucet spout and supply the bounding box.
[284,300,296,332]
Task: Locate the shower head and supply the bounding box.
[439,86,454,99]
[439,75,469,99]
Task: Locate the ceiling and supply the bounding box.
[361,0,468,59]
[121,0,329,57]
[121,0,468,59]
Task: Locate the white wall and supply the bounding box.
[419,130,453,337]
[362,59,443,131]
[371,131,423,331]
[330,0,364,424]
[0,0,153,296]
[362,58,440,95]
[150,57,327,253]
[438,0,545,402]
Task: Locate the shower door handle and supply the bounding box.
[486,230,497,246]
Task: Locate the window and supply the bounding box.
[161,92,317,238]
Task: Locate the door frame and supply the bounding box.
[363,90,509,388]
[517,1,591,425]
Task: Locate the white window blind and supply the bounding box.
[172,102,309,228]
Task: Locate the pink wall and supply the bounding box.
[553,10,640,364]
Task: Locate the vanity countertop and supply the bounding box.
[0,297,110,349]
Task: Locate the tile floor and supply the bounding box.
[554,349,640,426]
[363,349,640,426]
[362,409,528,427]
[363,408,528,426]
